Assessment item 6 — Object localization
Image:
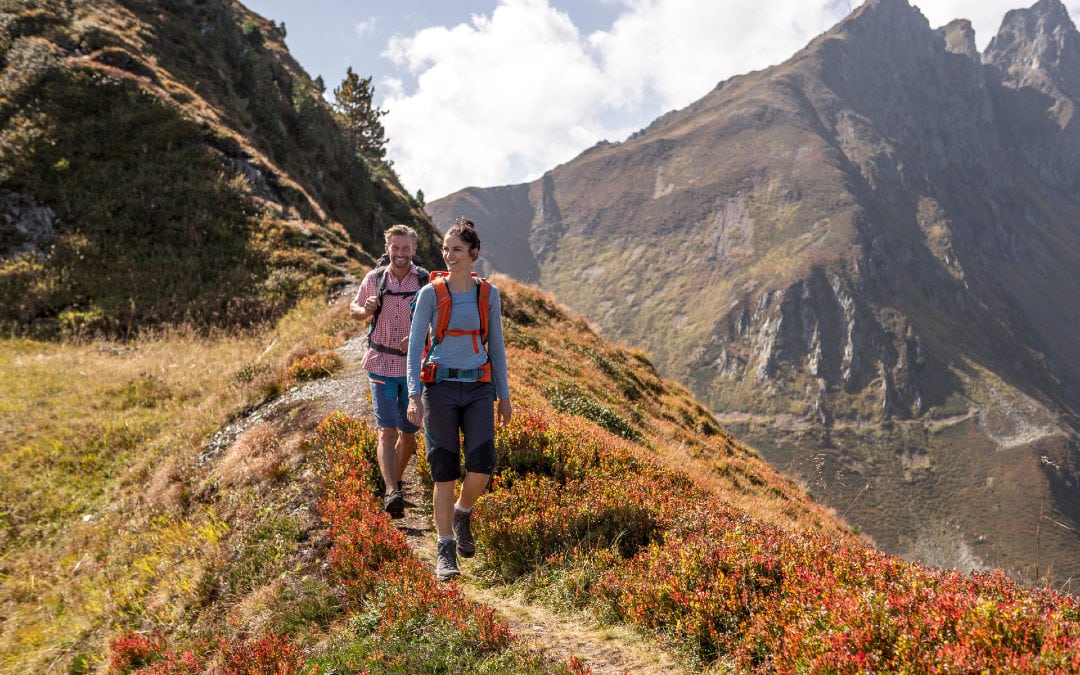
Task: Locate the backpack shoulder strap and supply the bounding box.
[426,271,487,345]
[430,273,453,344]
[374,265,390,294]
[476,277,490,342]
[368,265,390,330]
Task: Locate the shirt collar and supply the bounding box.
[386,264,417,286]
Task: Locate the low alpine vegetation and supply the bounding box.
[10,269,1079,672]
[473,405,1080,671]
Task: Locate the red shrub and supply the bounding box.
[218,634,307,674]
[108,630,201,675]
[284,351,342,384]
[479,406,1080,672]
[310,412,515,653]
[109,631,166,672]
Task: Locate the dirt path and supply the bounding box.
[392,458,685,675]
[320,330,687,675]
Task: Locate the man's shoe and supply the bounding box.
[435,539,460,581]
[382,489,405,518]
[453,508,475,558]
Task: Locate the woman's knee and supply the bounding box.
[464,439,497,475]
[427,445,462,483]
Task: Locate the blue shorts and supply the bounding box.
[368,375,420,433]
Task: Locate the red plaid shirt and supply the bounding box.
[357,265,424,377]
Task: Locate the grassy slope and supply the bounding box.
[0,0,436,335]
[7,274,1079,673]
[0,298,341,671]
[0,274,849,672]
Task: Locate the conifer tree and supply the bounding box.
[333,67,388,162]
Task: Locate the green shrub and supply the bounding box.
[545,384,644,443]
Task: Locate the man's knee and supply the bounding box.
[378,427,398,443]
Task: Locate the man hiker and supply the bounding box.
[351,224,429,517]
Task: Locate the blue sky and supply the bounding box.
[241,1,1077,201]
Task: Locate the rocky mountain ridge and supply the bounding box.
[428,0,1080,581]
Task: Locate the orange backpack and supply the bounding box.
[419,271,492,383]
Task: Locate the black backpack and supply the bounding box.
[367,254,429,356]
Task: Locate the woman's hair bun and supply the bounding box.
[447,217,481,253]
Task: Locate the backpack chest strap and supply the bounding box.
[443,328,482,353]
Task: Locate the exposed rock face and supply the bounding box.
[428,0,1080,581]
[1,191,59,258]
[985,0,1080,190]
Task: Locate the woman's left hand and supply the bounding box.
[496,398,512,427]
[407,396,423,427]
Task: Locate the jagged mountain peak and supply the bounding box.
[1022,0,1074,27]
[982,0,1080,189]
[940,19,978,58]
[985,0,1080,89]
[807,0,960,102]
[851,0,926,24]
[832,0,933,51]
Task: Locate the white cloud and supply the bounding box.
[378,0,1080,200]
[592,0,846,109]
[355,17,377,37]
[382,0,617,199]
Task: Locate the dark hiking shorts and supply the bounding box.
[422,380,497,482]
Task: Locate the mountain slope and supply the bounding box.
[13,272,1079,673]
[428,0,1080,582]
[0,0,438,335]
[0,274,854,672]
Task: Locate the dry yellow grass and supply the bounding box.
[0,296,347,672]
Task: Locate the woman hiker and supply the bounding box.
[406,217,512,581]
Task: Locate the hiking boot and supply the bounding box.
[453,508,475,558]
[382,489,405,519]
[435,538,460,581]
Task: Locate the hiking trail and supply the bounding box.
[287,323,688,674]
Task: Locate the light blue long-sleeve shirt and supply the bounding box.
[407,280,510,400]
